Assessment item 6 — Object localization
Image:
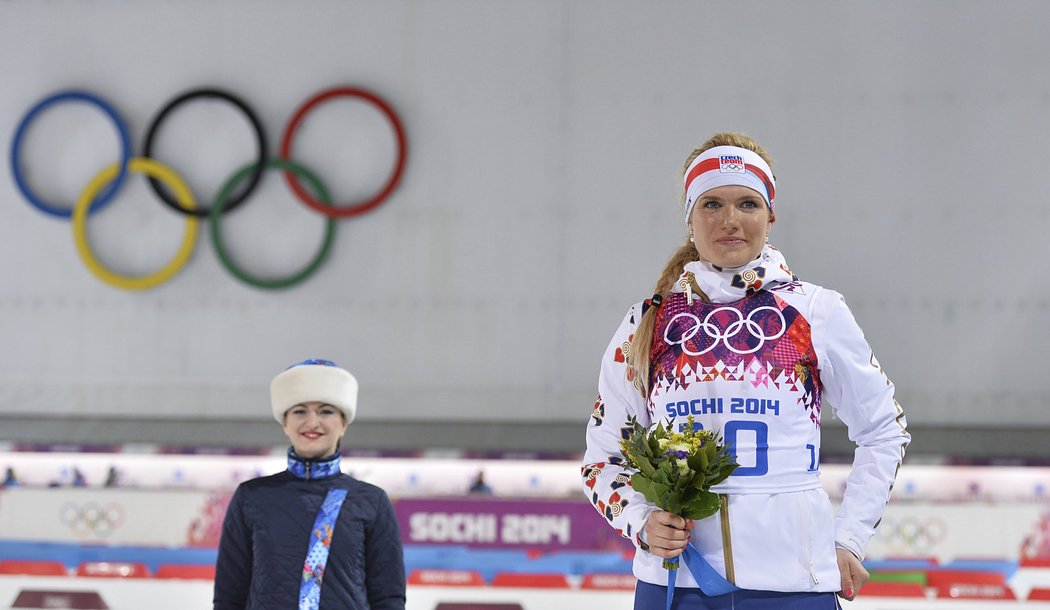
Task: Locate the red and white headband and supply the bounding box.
[683,145,776,222]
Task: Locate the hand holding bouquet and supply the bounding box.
[619,415,739,596]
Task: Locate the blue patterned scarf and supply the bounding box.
[287,448,348,609]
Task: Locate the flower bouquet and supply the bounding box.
[619,415,739,597]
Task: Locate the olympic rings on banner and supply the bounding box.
[59,501,126,538]
[9,85,407,290]
[874,516,948,552]
[280,87,407,218]
[142,87,268,218]
[10,90,133,218]
[73,157,199,291]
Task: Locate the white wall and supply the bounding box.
[2,1,1049,435]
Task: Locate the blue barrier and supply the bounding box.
[0,540,217,572]
[0,540,634,582]
[509,550,633,576]
[941,559,1019,580]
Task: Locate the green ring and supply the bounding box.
[210,159,337,289]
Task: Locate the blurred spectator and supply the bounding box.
[72,467,87,487]
[468,470,492,495]
[1,467,19,488]
[104,465,121,488]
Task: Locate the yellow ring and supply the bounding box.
[72,157,198,291]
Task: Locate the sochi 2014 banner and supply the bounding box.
[394,497,633,552]
[0,488,633,552]
[2,487,1050,563]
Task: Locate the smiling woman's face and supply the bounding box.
[282,401,348,459]
[688,184,774,268]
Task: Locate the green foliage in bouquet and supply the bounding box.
[619,415,738,520]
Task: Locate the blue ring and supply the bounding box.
[9,90,133,219]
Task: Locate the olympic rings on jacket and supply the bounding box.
[663,306,786,356]
[9,85,407,290]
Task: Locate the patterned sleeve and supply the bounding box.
[581,303,657,551]
[811,288,911,560]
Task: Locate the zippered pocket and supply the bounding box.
[795,492,819,587]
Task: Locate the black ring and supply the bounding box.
[142,88,267,217]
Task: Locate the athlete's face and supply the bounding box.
[282,401,348,459]
[688,185,773,268]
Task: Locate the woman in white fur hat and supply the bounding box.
[214,359,405,610]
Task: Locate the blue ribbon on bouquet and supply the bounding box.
[665,542,739,609]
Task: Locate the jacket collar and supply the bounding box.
[678,244,795,304]
[287,447,342,480]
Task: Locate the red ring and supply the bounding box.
[280,87,407,218]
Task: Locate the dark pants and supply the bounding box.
[634,581,841,610]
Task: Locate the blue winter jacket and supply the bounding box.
[214,451,406,609]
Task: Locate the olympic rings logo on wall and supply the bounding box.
[9,86,407,291]
[59,501,126,538]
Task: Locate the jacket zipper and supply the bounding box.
[796,493,818,586]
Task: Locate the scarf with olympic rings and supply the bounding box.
[675,245,797,304]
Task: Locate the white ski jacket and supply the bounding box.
[582,276,909,592]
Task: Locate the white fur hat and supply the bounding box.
[270,359,358,424]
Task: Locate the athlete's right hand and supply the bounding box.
[643,510,694,558]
